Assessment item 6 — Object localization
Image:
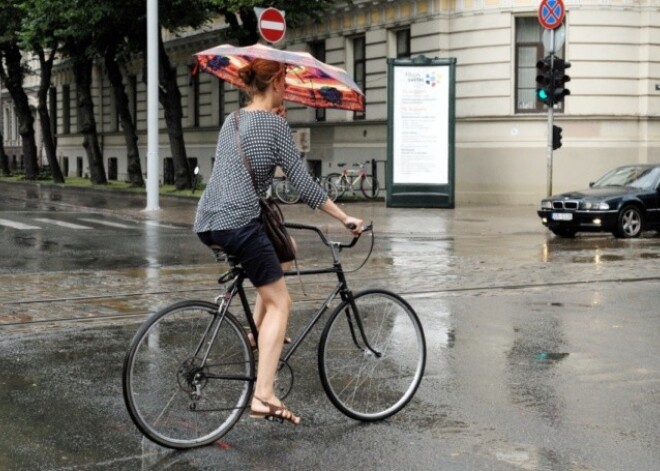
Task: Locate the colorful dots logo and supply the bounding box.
[425,71,443,87]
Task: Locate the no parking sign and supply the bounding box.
[538,0,565,29]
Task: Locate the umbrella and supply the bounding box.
[194,43,365,112]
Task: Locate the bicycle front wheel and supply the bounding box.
[318,290,426,421]
[360,175,380,199]
[322,179,339,202]
[326,173,346,199]
[274,179,300,204]
[123,301,254,449]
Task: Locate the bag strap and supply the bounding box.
[233,109,306,295]
[234,110,260,195]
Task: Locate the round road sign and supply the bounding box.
[259,7,286,44]
[538,0,565,30]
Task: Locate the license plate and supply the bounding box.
[552,213,573,221]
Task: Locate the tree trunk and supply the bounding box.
[157,31,191,190]
[0,132,10,175]
[0,44,39,179]
[72,56,107,185]
[36,47,65,183]
[105,48,144,187]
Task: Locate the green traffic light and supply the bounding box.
[537,89,549,100]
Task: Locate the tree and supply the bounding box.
[0,2,39,180]
[152,0,340,189]
[24,0,111,184]
[96,0,146,187]
[20,0,66,183]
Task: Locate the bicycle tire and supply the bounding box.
[123,300,254,449]
[360,175,380,199]
[322,179,339,202]
[325,173,347,199]
[318,289,426,421]
[274,179,300,204]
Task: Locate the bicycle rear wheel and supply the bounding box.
[274,179,300,204]
[123,300,254,449]
[326,173,347,199]
[360,175,380,199]
[318,289,426,421]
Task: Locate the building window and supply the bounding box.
[515,17,565,113]
[352,36,366,120]
[309,40,326,122]
[49,87,57,142]
[108,157,118,181]
[62,85,70,134]
[190,65,200,128]
[396,28,411,58]
[218,80,225,126]
[128,75,138,125]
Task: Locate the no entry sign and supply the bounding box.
[258,7,286,44]
[538,0,565,30]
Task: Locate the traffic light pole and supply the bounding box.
[546,29,555,197]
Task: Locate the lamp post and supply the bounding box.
[145,0,160,211]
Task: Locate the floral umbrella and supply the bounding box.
[194,43,365,112]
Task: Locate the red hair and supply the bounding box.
[238,59,286,97]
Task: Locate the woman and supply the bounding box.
[194,58,363,426]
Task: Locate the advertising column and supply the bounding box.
[386,56,456,208]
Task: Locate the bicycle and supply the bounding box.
[325,162,380,200]
[274,175,338,204]
[122,222,426,449]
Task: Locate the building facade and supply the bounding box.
[3,0,659,204]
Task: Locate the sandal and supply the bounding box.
[247,332,291,351]
[249,396,301,425]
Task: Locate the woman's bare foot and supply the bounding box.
[249,395,301,425]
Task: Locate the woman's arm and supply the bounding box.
[319,199,363,236]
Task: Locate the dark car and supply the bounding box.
[537,164,660,238]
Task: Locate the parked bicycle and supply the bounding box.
[122,223,426,449]
[326,162,380,200]
[274,174,338,204]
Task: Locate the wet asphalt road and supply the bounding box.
[1,183,659,471]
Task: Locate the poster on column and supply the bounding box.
[392,65,449,185]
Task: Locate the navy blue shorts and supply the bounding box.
[197,220,284,288]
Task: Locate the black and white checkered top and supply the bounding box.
[194,110,327,232]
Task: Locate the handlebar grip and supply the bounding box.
[345,223,357,230]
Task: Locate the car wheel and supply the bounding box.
[550,228,577,238]
[614,206,643,238]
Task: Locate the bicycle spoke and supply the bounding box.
[319,290,426,421]
[123,302,254,448]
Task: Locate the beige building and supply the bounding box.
[3,0,659,204]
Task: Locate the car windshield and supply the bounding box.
[593,166,660,189]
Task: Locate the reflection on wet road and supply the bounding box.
[1,186,659,470]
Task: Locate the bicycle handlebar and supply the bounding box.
[285,222,373,249]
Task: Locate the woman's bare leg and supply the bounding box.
[250,277,300,424]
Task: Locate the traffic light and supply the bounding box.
[535,55,553,106]
[552,58,571,105]
[552,125,563,150]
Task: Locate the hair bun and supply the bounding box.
[238,64,256,85]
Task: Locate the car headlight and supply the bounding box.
[580,201,610,210]
[541,200,552,210]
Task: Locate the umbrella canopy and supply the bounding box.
[194,43,365,112]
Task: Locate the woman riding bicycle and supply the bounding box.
[193,58,363,426]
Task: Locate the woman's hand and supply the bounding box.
[343,216,364,236]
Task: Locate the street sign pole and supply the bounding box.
[538,0,565,197]
[546,28,555,197]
